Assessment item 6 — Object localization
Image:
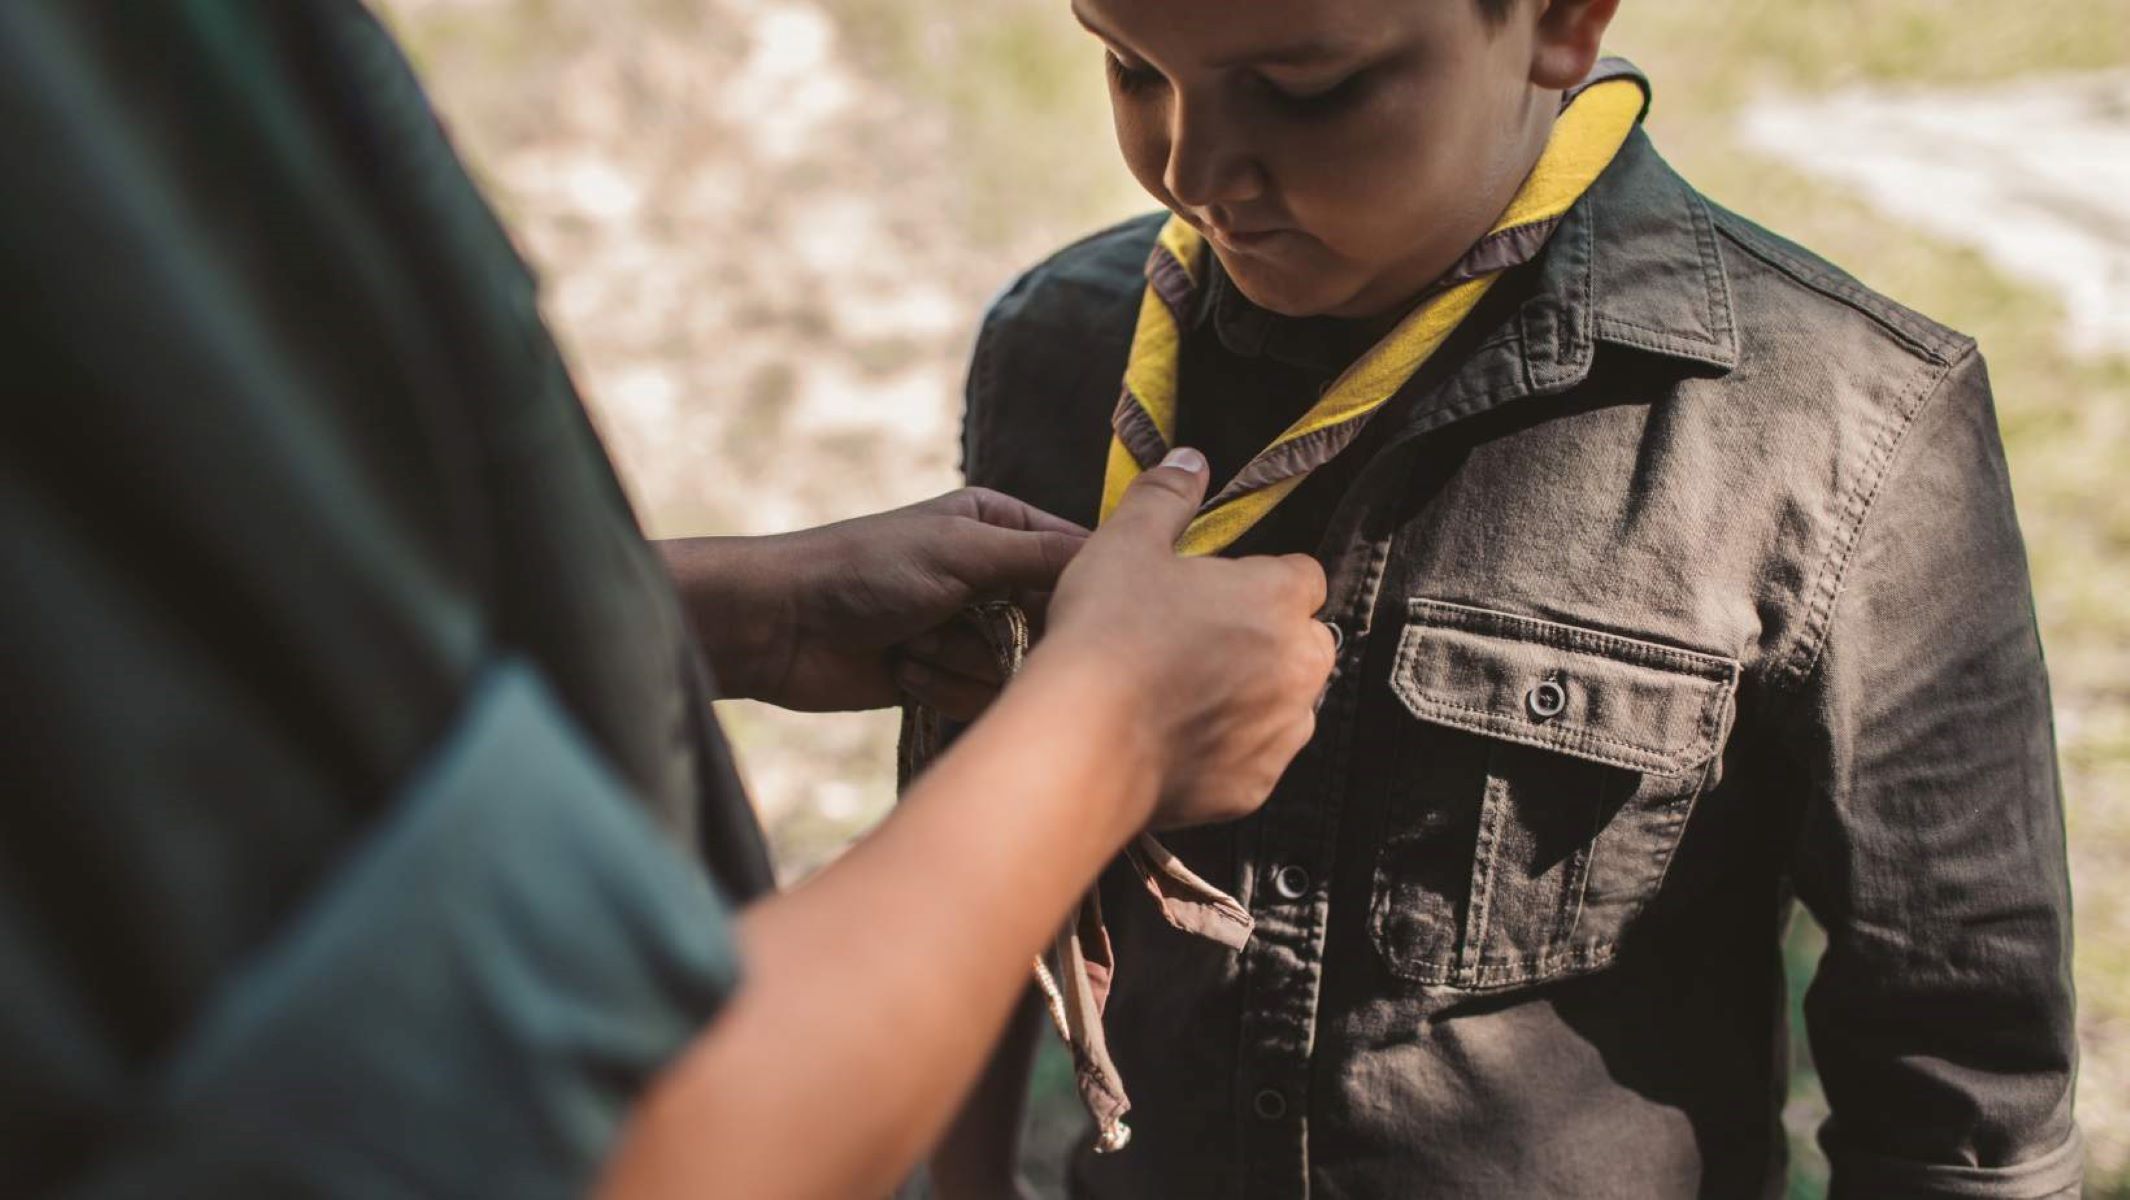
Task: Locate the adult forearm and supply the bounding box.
[658,536,788,703]
[599,650,1157,1200]
[614,456,1331,1196]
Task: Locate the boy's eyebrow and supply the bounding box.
[1070,4,1362,69]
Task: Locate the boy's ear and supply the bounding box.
[1526,0,1622,91]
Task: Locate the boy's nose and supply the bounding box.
[1164,100,1264,210]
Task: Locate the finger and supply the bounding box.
[1308,620,1340,712]
[940,522,1087,596]
[1277,552,1329,614]
[1098,447,1209,549]
[896,658,1001,723]
[946,487,1092,538]
[1311,617,1340,670]
[1232,552,1327,614]
[904,625,1007,684]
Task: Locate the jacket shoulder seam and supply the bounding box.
[1767,341,1980,693]
[1710,209,1965,368]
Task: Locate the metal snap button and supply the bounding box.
[1526,678,1568,721]
[1273,864,1311,901]
[1253,1088,1288,1120]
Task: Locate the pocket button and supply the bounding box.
[1253,1089,1288,1120]
[1526,678,1568,721]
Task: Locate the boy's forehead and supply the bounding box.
[1074,0,1436,64]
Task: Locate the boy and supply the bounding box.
[937,0,2081,1196]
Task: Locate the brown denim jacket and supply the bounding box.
[961,128,2081,1198]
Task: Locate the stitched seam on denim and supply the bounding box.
[1468,772,1701,977]
[1769,346,1970,693]
[1712,212,1961,366]
[1278,523,1395,1138]
[1413,331,1524,423]
[1456,941,1620,988]
[1583,186,1737,366]
[1407,598,1739,678]
[1552,211,1598,388]
[1636,753,1721,912]
[1464,331,1521,360]
[1460,762,1511,979]
[1398,697,1698,774]
[1554,786,1603,946]
[1593,317,1727,356]
[1398,333,1541,440]
[1690,188,1737,351]
[1716,212,1957,362]
[1389,630,1712,773]
[1591,318,1736,371]
[1390,606,1738,772]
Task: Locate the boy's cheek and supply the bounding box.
[1112,119,1176,206]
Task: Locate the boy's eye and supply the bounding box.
[1260,69,1371,115]
[1105,51,1165,95]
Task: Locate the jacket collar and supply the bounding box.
[1405,125,1739,435]
[1188,111,1737,433]
[1529,123,1739,379]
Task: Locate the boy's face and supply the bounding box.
[1077,0,1569,320]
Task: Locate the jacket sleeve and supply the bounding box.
[1782,347,2082,1198]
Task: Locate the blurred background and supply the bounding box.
[374,1,2129,1193]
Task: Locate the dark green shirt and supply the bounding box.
[1,4,771,1194]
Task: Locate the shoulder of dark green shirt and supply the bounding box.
[1,4,751,1193]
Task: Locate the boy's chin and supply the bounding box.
[1213,250,1368,321]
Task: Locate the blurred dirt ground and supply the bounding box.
[374,0,2130,1192]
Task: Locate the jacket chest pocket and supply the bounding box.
[1368,599,1739,990]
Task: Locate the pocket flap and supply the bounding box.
[1391,599,1739,775]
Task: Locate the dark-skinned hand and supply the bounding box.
[661,488,1086,717]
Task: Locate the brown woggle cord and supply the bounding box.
[896,601,1255,1154]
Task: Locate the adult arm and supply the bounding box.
[601,453,1336,1199]
[660,487,1085,717]
[1783,349,2081,1198]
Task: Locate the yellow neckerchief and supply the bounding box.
[1099,73,1649,555]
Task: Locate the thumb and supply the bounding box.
[1101,447,1209,549]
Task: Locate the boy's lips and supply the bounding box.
[1203,221,1296,253]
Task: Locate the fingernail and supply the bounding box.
[1161,447,1206,474]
